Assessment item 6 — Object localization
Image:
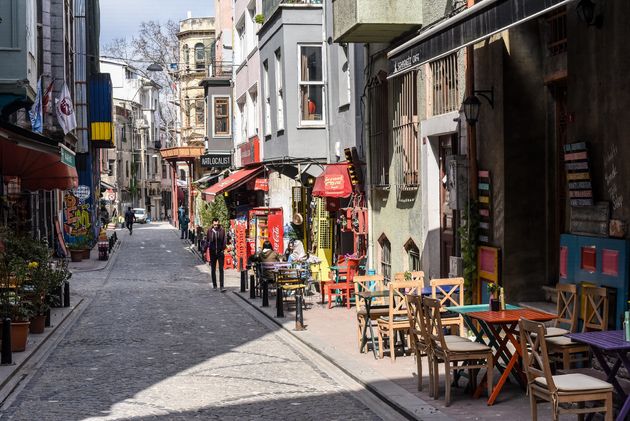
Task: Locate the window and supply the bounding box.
[247,90,258,138]
[392,70,419,188]
[182,44,189,68]
[236,21,245,64]
[379,235,391,283]
[263,61,271,137]
[195,99,204,127]
[298,45,324,125]
[126,160,129,178]
[162,163,167,179]
[195,43,206,70]
[546,7,567,56]
[368,73,389,187]
[213,96,231,137]
[275,49,284,131]
[246,2,256,55]
[430,53,459,116]
[405,239,421,271]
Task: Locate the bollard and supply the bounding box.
[45,308,51,327]
[295,295,305,331]
[1,318,12,365]
[250,275,256,299]
[262,281,269,307]
[240,270,247,293]
[63,280,70,307]
[276,287,284,318]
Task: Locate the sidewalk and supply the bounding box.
[223,270,556,421]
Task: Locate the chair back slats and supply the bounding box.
[422,296,448,352]
[353,275,385,311]
[393,271,425,285]
[430,277,464,308]
[519,318,557,394]
[582,286,608,332]
[555,283,578,332]
[406,295,426,349]
[388,280,424,320]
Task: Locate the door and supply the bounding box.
[439,135,457,277]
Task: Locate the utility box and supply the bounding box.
[446,155,468,210]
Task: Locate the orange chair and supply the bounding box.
[324,257,360,309]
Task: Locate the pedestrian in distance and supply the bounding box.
[205,218,227,292]
[124,206,135,235]
[180,213,190,239]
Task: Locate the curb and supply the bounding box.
[230,291,446,421]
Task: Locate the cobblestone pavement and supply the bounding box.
[1,223,383,421]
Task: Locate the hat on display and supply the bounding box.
[292,213,304,225]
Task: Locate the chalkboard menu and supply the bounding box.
[564,142,593,207]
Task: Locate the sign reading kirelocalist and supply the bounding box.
[200,153,232,169]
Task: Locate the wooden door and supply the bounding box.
[439,135,456,277]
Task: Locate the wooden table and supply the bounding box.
[355,290,390,359]
[567,330,630,421]
[464,308,557,405]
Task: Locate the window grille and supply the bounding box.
[379,235,391,283]
[392,71,419,189]
[368,77,389,187]
[430,53,459,116]
[547,8,567,56]
[405,240,421,271]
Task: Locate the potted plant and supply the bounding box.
[487,282,500,311]
[24,261,55,333]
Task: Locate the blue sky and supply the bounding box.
[99,0,215,47]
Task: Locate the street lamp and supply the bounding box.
[462,88,494,126]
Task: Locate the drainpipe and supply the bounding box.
[364,44,374,272]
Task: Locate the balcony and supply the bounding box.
[207,61,233,78]
[332,0,422,43]
[263,0,322,21]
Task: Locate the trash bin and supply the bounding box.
[98,241,109,261]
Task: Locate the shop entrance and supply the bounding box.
[439,134,457,278]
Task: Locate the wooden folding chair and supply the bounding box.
[519,318,613,421]
[423,297,493,406]
[394,271,425,283]
[353,275,387,352]
[376,279,423,361]
[545,283,578,337]
[431,277,465,336]
[546,286,608,370]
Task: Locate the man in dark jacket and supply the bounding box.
[124,207,135,235]
[205,218,227,291]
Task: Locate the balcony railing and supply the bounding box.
[263,0,322,21]
[207,61,233,78]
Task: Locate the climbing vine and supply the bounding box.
[458,199,479,304]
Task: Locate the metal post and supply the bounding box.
[249,274,256,299]
[262,280,269,307]
[1,318,12,365]
[240,270,247,292]
[276,286,284,318]
[295,295,305,331]
[63,280,70,307]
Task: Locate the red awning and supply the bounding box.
[203,166,263,201]
[0,139,78,191]
[312,163,353,198]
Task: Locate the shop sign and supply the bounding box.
[240,136,260,166]
[201,153,232,169]
[254,178,269,191]
[325,174,345,192]
[60,144,76,168]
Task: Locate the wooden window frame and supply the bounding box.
[212,95,231,138]
[368,73,390,187]
[392,71,419,189]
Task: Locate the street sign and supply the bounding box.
[106,189,116,201]
[60,144,76,168]
[200,153,232,169]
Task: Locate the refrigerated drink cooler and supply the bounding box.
[247,207,284,259]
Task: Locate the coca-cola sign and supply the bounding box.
[272,225,281,252]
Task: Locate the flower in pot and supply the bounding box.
[24,261,55,333]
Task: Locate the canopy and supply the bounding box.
[312,163,352,198]
[203,166,263,201]
[0,139,78,191]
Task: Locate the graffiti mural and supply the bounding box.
[63,185,93,247]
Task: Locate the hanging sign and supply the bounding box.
[60,144,76,168]
[201,153,232,169]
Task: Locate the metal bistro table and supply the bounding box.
[355,290,390,359]
[451,306,556,405]
[566,330,630,421]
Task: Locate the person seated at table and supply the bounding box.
[252,240,282,279]
[284,239,307,263]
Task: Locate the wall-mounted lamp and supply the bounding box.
[576,0,603,28]
[462,87,494,126]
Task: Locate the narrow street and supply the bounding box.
[1,224,386,420]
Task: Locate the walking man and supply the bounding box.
[124,206,135,235]
[205,218,227,292]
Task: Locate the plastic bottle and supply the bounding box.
[499,287,506,311]
[624,311,630,342]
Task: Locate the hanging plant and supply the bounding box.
[254,14,265,24]
[457,200,479,304]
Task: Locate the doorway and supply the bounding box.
[438,134,457,277]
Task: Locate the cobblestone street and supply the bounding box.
[1,223,388,420]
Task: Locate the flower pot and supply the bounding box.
[69,249,83,262]
[0,321,30,352]
[81,249,91,260]
[29,314,46,334]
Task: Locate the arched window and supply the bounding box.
[378,234,391,283]
[182,44,189,67]
[404,238,421,271]
[195,43,205,69]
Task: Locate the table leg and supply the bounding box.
[613,350,630,421]
[591,348,625,396]
[359,298,370,353]
[485,322,523,406]
[366,300,378,359]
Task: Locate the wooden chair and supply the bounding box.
[324,257,360,309]
[546,283,578,337]
[393,271,425,283]
[422,297,493,406]
[430,277,465,336]
[376,279,423,361]
[546,286,608,370]
[353,275,387,352]
[518,318,613,421]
